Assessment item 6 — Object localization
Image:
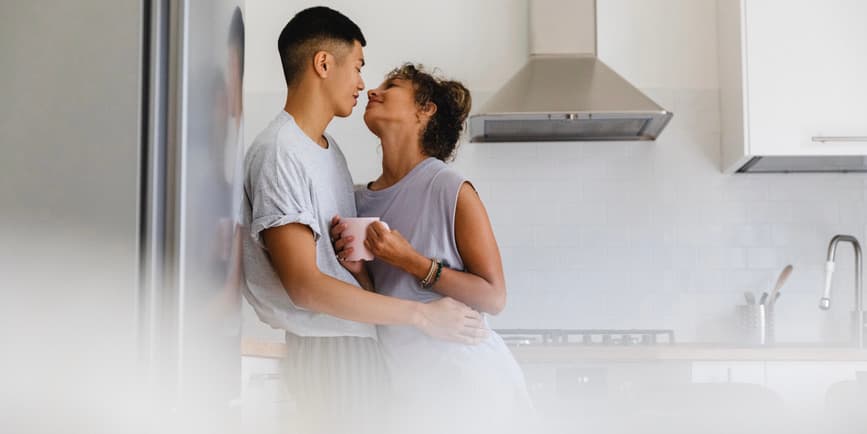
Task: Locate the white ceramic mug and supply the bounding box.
[339,217,389,261]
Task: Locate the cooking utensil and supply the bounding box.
[767,264,793,308]
[759,292,769,306]
[744,292,756,305]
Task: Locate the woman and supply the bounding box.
[332,64,533,434]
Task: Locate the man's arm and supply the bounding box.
[262,222,486,343]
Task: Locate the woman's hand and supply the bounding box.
[329,215,366,276]
[364,221,420,269]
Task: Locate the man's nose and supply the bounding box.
[368,89,377,98]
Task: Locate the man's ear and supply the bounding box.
[312,51,330,78]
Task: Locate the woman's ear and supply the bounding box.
[312,51,330,78]
[418,102,437,121]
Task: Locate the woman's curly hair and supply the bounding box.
[385,63,471,161]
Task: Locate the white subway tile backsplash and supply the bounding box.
[697,247,747,270]
[580,224,631,248]
[721,178,769,201]
[654,247,699,270]
[746,247,779,269]
[789,201,840,226]
[725,224,774,247]
[534,225,581,248]
[558,201,607,226]
[677,223,725,247]
[491,223,535,248]
[724,269,773,294]
[559,247,605,270]
[748,200,793,223]
[606,247,656,272]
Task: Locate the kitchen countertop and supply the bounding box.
[241,337,867,362]
[508,343,867,363]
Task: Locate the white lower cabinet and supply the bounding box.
[691,361,765,384]
[693,361,867,432]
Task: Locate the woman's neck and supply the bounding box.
[374,128,428,189]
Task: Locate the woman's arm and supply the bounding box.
[365,182,506,315]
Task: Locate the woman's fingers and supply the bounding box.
[372,221,387,235]
[364,228,385,254]
[366,223,382,241]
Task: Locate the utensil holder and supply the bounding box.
[736,304,774,346]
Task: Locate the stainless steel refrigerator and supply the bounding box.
[1,1,245,433]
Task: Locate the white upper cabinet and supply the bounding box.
[718,0,867,173]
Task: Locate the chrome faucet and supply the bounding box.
[820,234,865,348]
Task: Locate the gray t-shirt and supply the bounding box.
[241,111,376,339]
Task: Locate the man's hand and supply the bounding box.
[330,215,365,275]
[416,297,489,345]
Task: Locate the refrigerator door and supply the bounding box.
[144,0,245,432]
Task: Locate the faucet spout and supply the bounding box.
[822,234,864,347]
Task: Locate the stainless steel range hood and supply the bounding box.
[469,0,672,143]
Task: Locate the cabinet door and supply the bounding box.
[691,361,766,384]
[764,362,867,415]
[745,0,867,155]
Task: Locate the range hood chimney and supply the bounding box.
[469,0,673,142]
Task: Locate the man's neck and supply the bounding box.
[283,85,333,149]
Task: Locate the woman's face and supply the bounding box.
[363,77,424,136]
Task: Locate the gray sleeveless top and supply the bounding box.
[355,158,534,427]
[355,157,466,305]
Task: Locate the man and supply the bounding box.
[241,6,486,433]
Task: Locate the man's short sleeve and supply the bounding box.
[247,147,320,248]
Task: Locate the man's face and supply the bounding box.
[324,40,365,118]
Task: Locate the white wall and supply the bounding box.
[242,0,867,344]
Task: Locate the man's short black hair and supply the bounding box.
[277,6,366,86]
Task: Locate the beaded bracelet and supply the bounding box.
[429,260,444,287]
[420,258,437,287]
[421,258,443,288]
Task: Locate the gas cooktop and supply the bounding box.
[495,329,676,346]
